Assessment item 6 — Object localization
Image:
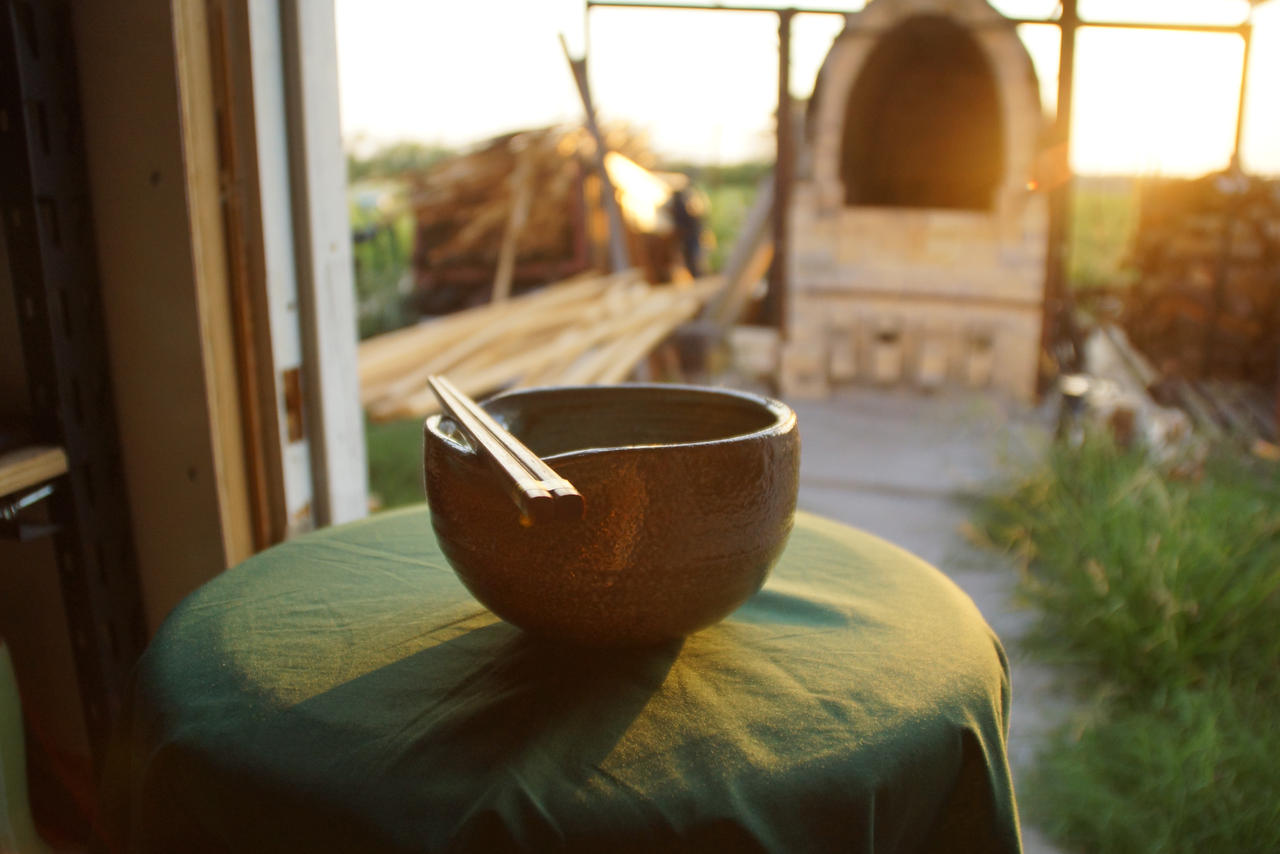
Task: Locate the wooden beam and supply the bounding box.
[173,0,256,564]
[703,172,774,326]
[72,0,253,630]
[206,0,290,548]
[560,34,631,272]
[492,141,536,302]
[362,275,721,422]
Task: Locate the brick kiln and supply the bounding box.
[782,0,1048,401]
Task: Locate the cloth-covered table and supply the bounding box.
[101,507,1022,853]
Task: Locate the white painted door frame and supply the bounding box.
[227,0,367,533]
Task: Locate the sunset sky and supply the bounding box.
[335,0,1280,176]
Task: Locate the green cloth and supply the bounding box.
[101,508,1021,853]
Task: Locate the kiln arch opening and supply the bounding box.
[840,15,1004,210]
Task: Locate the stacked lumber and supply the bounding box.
[408,126,655,310]
[1123,171,1280,385]
[359,270,723,423]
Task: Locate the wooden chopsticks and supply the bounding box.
[428,376,585,525]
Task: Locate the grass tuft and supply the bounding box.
[976,436,1280,853]
[365,416,426,511]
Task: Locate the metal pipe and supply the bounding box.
[1232,17,1253,169]
[586,1,1248,34]
[769,8,793,337]
[1036,0,1080,392]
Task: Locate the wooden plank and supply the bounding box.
[359,274,627,405]
[73,0,249,630]
[703,173,775,326]
[0,446,69,499]
[366,277,721,421]
[1171,379,1226,439]
[1099,324,1157,388]
[208,1,271,550]
[593,297,702,384]
[174,0,256,564]
[559,35,630,272]
[207,0,300,545]
[357,268,619,372]
[491,140,535,303]
[369,286,650,420]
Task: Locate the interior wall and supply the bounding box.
[841,14,1003,209]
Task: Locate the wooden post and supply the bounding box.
[559,35,631,273]
[492,140,534,303]
[207,0,279,550]
[768,9,794,338]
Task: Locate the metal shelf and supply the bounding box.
[1,0,148,762]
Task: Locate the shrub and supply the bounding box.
[977,437,1280,853]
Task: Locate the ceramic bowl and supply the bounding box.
[423,384,800,646]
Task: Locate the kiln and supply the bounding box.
[783,0,1048,400]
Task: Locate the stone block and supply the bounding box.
[729,325,780,378]
[827,322,859,381]
[780,340,830,399]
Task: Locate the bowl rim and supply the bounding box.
[425,383,797,459]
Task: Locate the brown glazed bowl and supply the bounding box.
[423,384,800,646]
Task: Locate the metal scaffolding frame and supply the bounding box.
[585,0,1257,385]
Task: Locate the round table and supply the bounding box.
[101,508,1022,853]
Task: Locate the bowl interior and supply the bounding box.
[432,384,789,460]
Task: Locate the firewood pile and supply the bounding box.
[1123,171,1280,386]
[408,126,655,312]
[358,270,722,423]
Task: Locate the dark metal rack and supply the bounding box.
[0,0,148,763]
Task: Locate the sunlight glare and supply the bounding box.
[1072,28,1244,175]
[335,0,1280,176]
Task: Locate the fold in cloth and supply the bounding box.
[99,508,1021,854]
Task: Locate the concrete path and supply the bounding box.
[782,387,1070,854]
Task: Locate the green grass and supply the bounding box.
[697,169,1139,288]
[365,416,426,511]
[704,180,762,273]
[350,181,416,340]
[1069,177,1140,292]
[975,438,1280,853]
[1030,679,1280,853]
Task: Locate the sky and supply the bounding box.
[334,0,1280,176]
